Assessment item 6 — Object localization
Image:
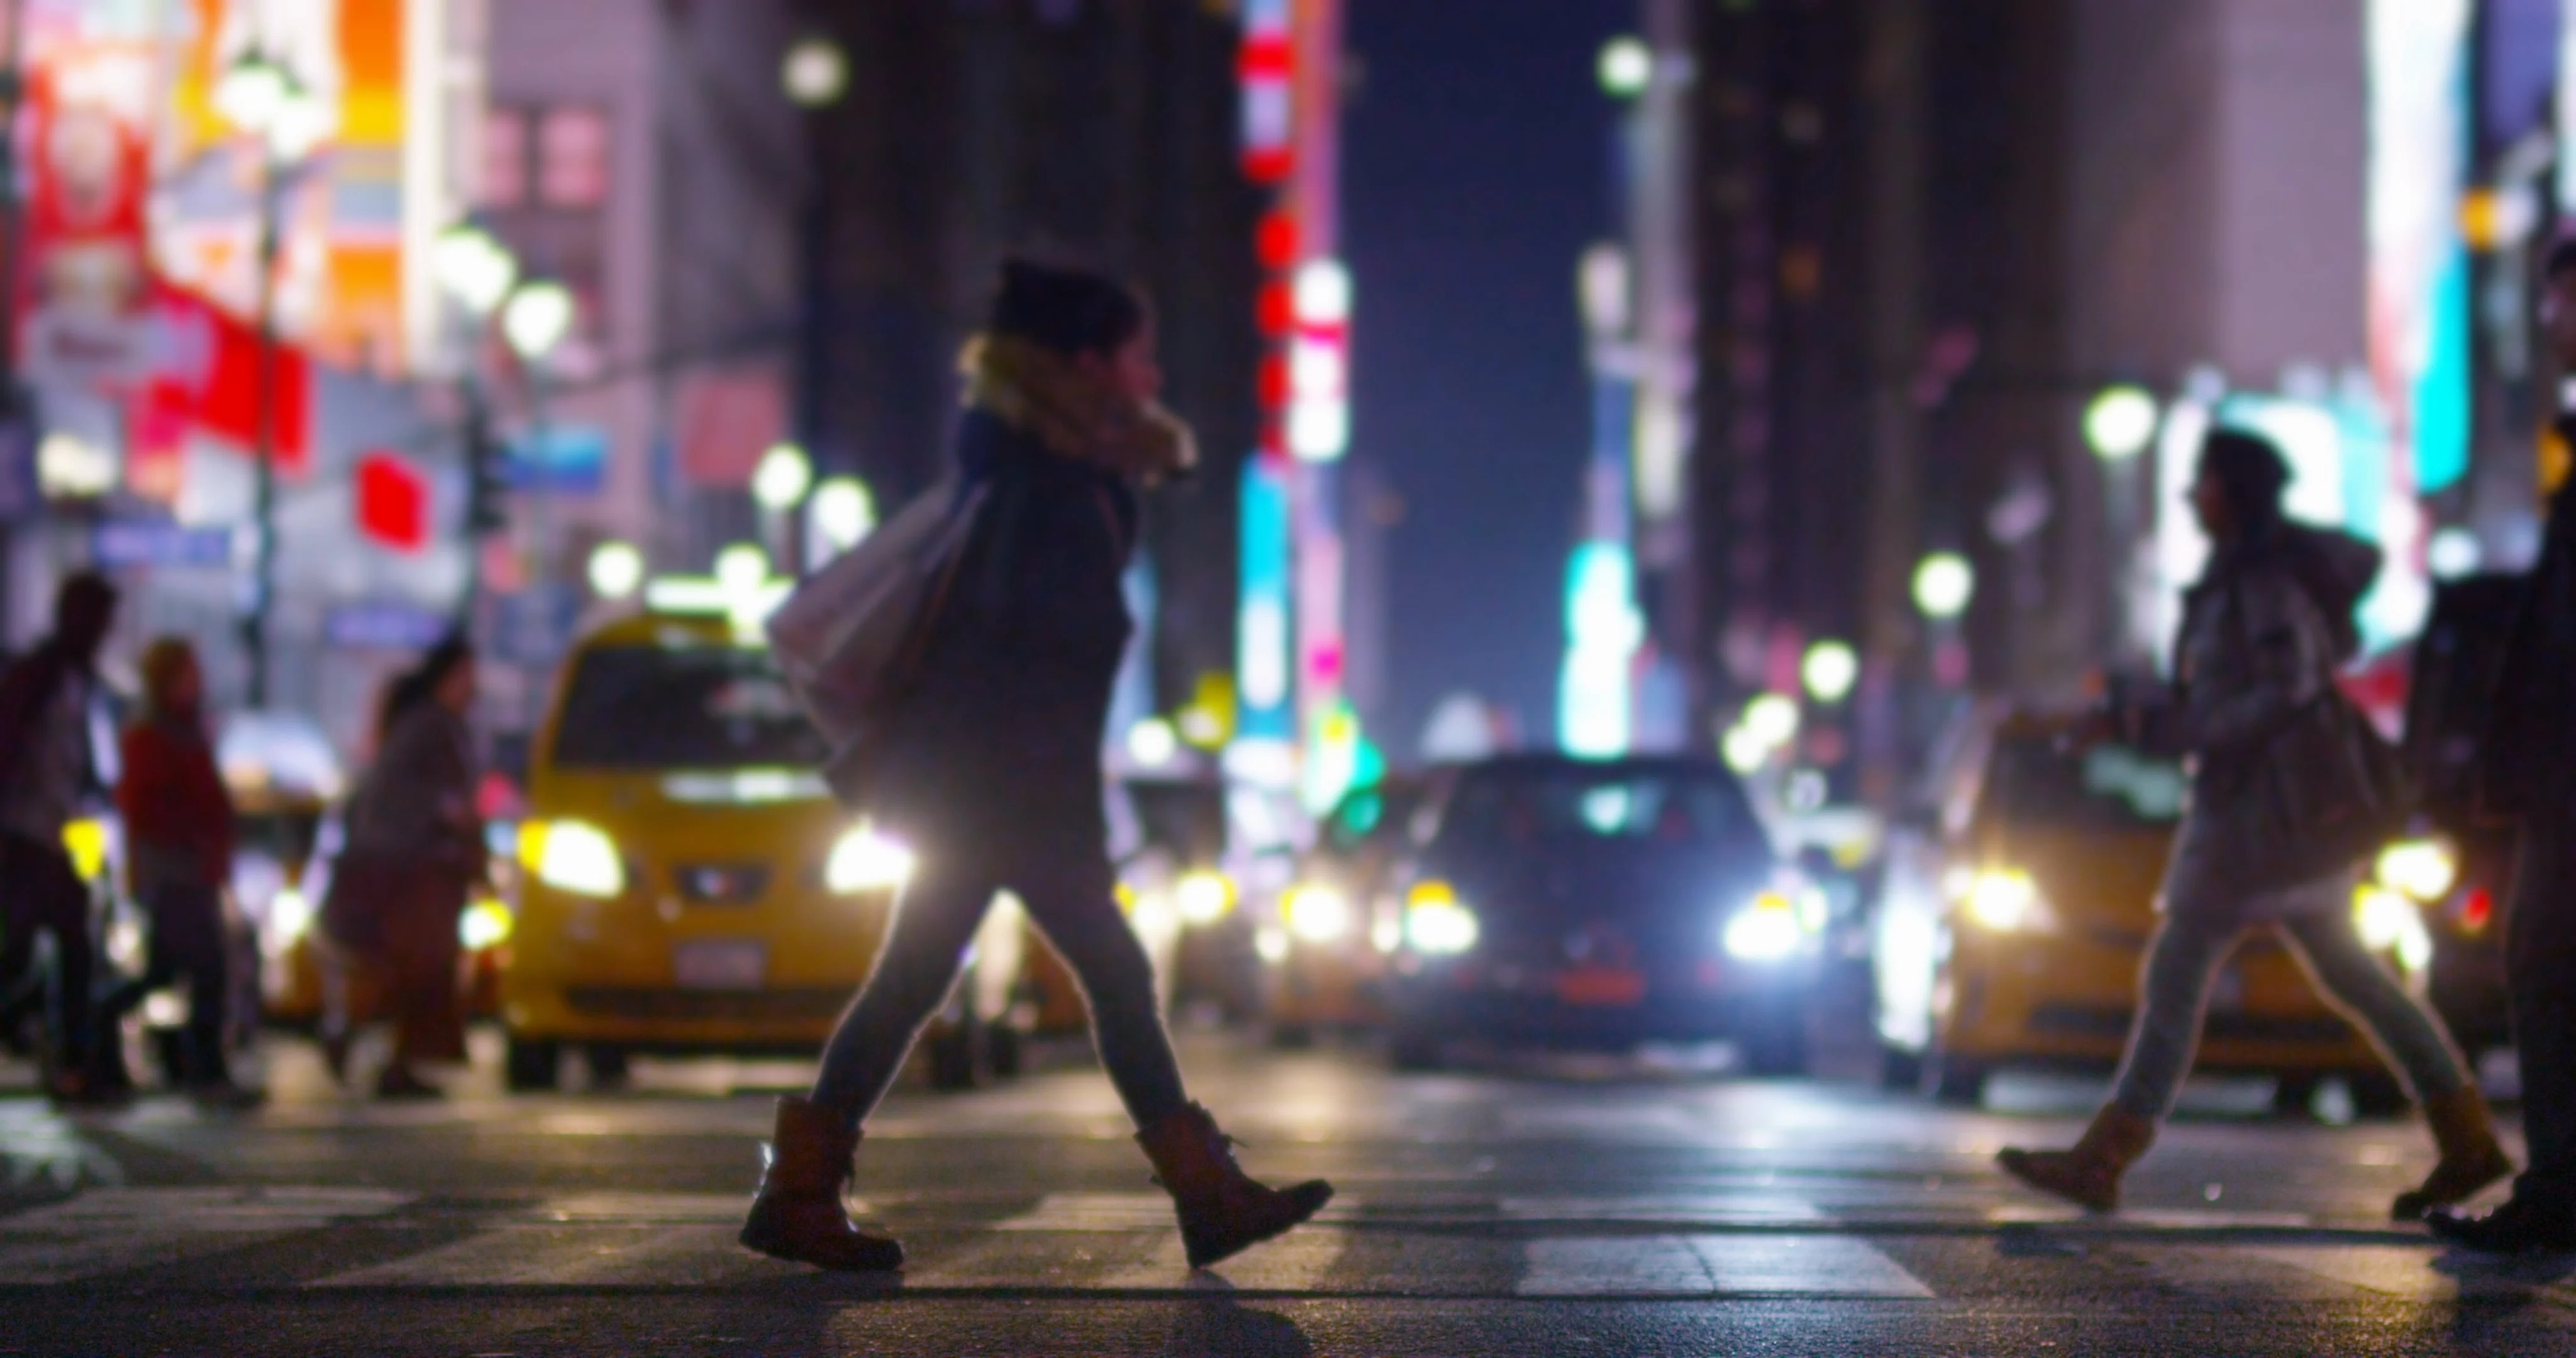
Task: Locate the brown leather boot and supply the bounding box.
[2394,1085,2514,1222]
[1136,1103,1334,1269]
[739,1096,903,1271]
[1996,1105,2157,1213]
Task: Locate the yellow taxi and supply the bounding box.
[498,604,914,1090]
[1872,707,2409,1112]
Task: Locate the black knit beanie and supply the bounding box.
[986,257,1148,357]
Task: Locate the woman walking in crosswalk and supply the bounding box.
[1997,430,2510,1222]
[739,259,1332,1274]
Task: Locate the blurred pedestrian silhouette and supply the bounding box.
[2434,236,2576,1255]
[321,636,486,1100]
[0,573,119,1104]
[96,638,262,1107]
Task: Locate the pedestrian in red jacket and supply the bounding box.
[99,638,259,1104]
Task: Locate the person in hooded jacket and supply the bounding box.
[739,258,1332,1275]
[1997,429,2511,1222]
[96,638,260,1106]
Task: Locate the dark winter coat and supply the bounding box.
[876,408,1139,859]
[2480,417,2576,820]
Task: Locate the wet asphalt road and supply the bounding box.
[3,1025,2572,1357]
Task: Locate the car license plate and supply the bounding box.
[673,941,767,990]
[1558,968,1646,1007]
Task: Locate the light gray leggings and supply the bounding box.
[2110,899,2471,1120]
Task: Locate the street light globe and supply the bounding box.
[1598,36,1653,99]
[2085,384,2160,463]
[502,281,577,361]
[433,224,518,316]
[214,54,291,135]
[1802,640,1860,705]
[715,543,770,593]
[752,443,815,511]
[782,36,850,108]
[810,477,876,551]
[586,540,646,600]
[1913,552,1976,621]
[1743,693,1801,749]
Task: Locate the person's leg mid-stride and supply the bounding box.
[1999,873,2507,1219]
[738,841,1331,1272]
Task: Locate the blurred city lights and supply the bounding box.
[1802,640,1860,704]
[809,477,877,553]
[502,280,577,360]
[1743,693,1800,748]
[2427,526,2481,579]
[1294,259,1352,326]
[2084,384,2160,461]
[781,36,850,108]
[586,541,645,600]
[433,224,519,316]
[1913,552,1976,620]
[715,543,770,593]
[752,443,814,511]
[1597,36,1652,99]
[1126,717,1180,769]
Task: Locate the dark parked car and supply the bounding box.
[1379,754,1824,1074]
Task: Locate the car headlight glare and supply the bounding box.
[1723,891,1809,961]
[532,820,626,898]
[1176,870,1235,926]
[2375,837,2458,903]
[1283,884,1353,942]
[460,899,514,950]
[1963,869,2042,932]
[826,825,916,895]
[2354,885,2435,973]
[1404,880,1480,954]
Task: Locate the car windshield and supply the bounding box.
[552,644,828,770]
[1440,765,1753,851]
[1982,737,2185,831]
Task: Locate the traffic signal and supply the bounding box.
[464,390,508,534]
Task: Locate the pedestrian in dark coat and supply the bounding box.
[2433,237,2576,1254]
[740,258,1331,1275]
[320,636,484,1099]
[0,572,118,1103]
[1999,429,2508,1221]
[97,638,259,1105]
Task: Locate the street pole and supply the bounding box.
[0,0,33,637]
[242,151,282,710]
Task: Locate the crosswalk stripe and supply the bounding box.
[0,1187,411,1286]
[1502,1194,1826,1225]
[312,1224,802,1288]
[1516,1237,1716,1296]
[2241,1245,2576,1304]
[1516,1234,1931,1298]
[1095,1227,1350,1291]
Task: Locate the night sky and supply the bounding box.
[1345,1,1628,758]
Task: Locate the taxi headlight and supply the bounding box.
[1404,880,1480,955]
[2355,885,2436,974]
[826,825,916,895]
[460,899,514,950]
[265,886,314,957]
[2375,837,2459,904]
[1283,884,1353,942]
[529,820,625,898]
[1960,869,2045,933]
[1722,890,1813,961]
[1176,870,1235,926]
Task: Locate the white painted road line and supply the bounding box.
[0,1187,411,1286]
[1516,1235,1931,1298]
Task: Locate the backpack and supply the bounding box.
[765,479,990,807]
